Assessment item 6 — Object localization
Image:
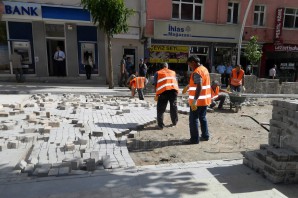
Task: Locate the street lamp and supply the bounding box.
[237,0,254,65]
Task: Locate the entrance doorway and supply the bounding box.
[47,40,66,76]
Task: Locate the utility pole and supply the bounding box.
[237,0,254,65]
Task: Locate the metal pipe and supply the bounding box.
[237,0,254,65]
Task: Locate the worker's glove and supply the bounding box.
[242,86,246,92]
[227,85,231,92]
[190,100,197,111]
[154,95,158,102]
[182,86,189,94]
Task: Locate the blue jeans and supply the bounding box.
[189,106,209,143]
[231,85,241,92]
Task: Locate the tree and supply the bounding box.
[81,0,134,89]
[244,35,262,65]
[0,0,3,22]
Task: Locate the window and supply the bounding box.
[172,0,203,21]
[227,2,239,24]
[284,8,298,28]
[0,22,10,74]
[254,5,265,26]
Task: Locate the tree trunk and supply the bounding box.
[107,35,114,89]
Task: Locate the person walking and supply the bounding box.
[228,64,245,92]
[154,62,179,129]
[53,46,66,76]
[10,50,24,83]
[119,54,127,87]
[209,80,231,110]
[128,74,147,100]
[269,64,277,79]
[182,55,211,144]
[83,51,93,80]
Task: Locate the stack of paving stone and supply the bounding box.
[243,100,298,183]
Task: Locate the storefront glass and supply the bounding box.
[0,22,10,74]
[214,47,232,66]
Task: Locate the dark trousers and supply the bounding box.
[157,90,178,127]
[210,94,226,109]
[54,61,66,76]
[221,73,225,85]
[137,88,144,100]
[85,65,92,79]
[225,74,230,87]
[14,68,24,83]
[189,106,209,143]
[231,85,241,92]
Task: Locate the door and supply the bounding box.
[47,40,66,76]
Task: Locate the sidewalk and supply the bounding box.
[0,160,297,198]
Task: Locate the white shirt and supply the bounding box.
[269,68,276,77]
[54,50,65,61]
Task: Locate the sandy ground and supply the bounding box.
[128,97,274,166]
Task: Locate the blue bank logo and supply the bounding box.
[5,5,38,16]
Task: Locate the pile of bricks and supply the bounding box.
[243,100,298,183]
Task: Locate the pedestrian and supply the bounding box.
[53,46,66,76]
[138,58,147,77]
[83,51,93,80]
[128,74,147,100]
[225,64,233,87]
[10,50,24,83]
[209,80,231,110]
[126,57,134,76]
[119,54,127,87]
[269,64,277,79]
[216,63,226,85]
[228,64,245,92]
[182,55,211,144]
[154,62,179,129]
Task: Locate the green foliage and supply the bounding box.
[244,36,262,65]
[81,0,134,37]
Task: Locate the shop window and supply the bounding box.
[0,22,10,74]
[284,8,298,28]
[254,5,265,26]
[172,0,203,21]
[227,2,239,24]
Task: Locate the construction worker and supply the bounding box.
[182,55,211,144]
[154,63,179,129]
[210,80,231,110]
[228,64,245,92]
[128,74,147,100]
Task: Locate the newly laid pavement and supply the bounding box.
[0,82,298,198]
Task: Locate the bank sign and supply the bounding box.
[154,20,241,43]
[3,1,42,20]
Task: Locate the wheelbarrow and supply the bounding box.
[229,93,247,113]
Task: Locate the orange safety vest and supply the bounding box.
[130,77,146,89]
[188,66,211,106]
[211,86,219,100]
[155,68,179,96]
[230,69,244,86]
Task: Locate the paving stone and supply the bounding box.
[16,160,27,170]
[48,168,59,176]
[23,164,35,175]
[58,167,70,176]
[0,112,9,117]
[85,158,96,171]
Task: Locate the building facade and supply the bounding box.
[0,0,145,84]
[145,0,298,81]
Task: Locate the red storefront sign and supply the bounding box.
[274,8,284,44]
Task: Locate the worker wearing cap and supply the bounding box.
[210,80,231,110]
[138,58,147,77]
[128,74,147,100]
[154,62,179,129]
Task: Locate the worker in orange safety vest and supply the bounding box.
[209,80,231,110]
[128,74,147,100]
[154,62,179,129]
[228,64,245,92]
[182,55,211,144]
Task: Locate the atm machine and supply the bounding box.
[12,41,32,67]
